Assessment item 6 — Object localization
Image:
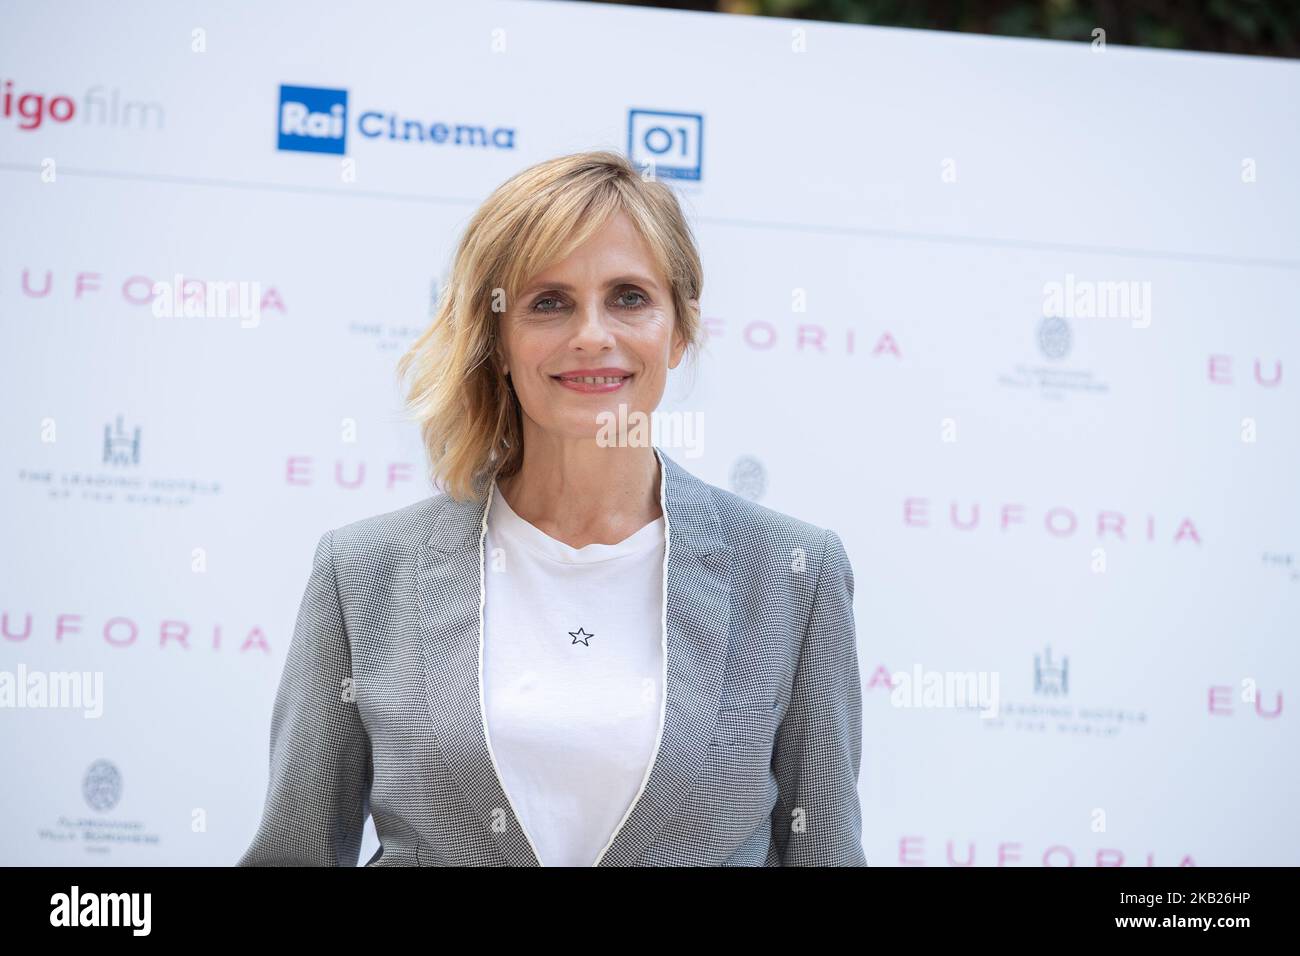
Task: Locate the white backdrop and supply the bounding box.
[1,0,1297,866]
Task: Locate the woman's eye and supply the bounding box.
[529,290,645,312]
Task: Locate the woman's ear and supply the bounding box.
[669,326,688,369]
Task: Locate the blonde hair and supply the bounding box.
[396,149,704,502]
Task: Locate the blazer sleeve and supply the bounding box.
[237,529,374,866]
[770,527,867,866]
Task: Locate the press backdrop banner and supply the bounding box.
[1,0,1297,865]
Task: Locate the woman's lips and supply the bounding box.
[551,373,632,394]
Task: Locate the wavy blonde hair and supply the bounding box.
[397,149,704,502]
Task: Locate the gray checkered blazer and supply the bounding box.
[238,446,866,866]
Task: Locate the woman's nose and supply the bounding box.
[569,298,616,348]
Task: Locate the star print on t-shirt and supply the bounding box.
[569,627,594,646]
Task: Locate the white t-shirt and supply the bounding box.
[480,482,667,866]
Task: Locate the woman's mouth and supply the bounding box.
[551,373,632,394]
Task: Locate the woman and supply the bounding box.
[238,150,866,867]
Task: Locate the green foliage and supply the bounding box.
[734,0,1300,56]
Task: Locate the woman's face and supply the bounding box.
[497,209,689,444]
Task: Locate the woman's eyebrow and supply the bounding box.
[522,275,660,294]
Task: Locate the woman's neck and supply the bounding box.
[496,441,662,549]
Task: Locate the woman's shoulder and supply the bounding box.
[324,490,474,561]
[692,478,853,607]
[692,475,844,560]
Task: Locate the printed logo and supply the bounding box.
[997,314,1109,399]
[276,83,516,156]
[1037,315,1071,360]
[1034,646,1068,696]
[103,415,141,466]
[628,109,703,181]
[986,649,1149,739]
[1,78,164,132]
[729,455,767,501]
[82,759,122,812]
[277,84,347,154]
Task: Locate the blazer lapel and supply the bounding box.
[594,447,733,865]
[413,445,733,867]
[414,493,540,866]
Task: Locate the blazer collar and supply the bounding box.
[423,446,728,560]
[413,445,734,866]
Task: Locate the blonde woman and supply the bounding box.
[238,150,865,867]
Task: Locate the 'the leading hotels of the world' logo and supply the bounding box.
[276,83,516,156]
[277,84,348,154]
